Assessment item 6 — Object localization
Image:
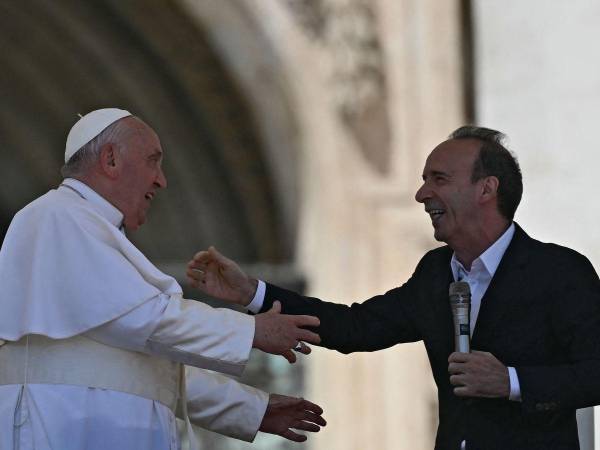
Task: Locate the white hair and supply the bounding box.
[60,117,134,178]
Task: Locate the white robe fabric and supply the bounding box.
[0,179,268,449]
[0,178,183,340]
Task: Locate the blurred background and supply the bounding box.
[1,0,599,448]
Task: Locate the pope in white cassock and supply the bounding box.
[0,109,326,450]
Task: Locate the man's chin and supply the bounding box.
[432,227,446,243]
[123,217,145,232]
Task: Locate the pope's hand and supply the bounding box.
[259,394,326,442]
[254,301,320,363]
[186,246,256,306]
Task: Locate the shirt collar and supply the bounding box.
[451,222,515,280]
[60,178,125,229]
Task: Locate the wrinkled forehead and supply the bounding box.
[121,117,162,152]
[123,117,156,138]
[423,138,481,174]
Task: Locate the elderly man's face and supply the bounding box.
[114,120,167,231]
[414,138,483,249]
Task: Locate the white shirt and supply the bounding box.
[0,179,268,450]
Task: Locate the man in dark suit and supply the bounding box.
[187,126,600,449]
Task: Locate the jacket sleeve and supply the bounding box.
[516,252,600,413]
[261,257,431,354]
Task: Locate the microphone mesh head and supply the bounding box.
[449,281,470,297]
[449,281,471,305]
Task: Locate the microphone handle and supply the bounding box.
[452,308,470,353]
[455,333,470,353]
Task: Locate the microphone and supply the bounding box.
[449,281,471,353]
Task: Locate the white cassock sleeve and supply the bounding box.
[86,294,255,376]
[183,366,268,442]
[85,294,268,441]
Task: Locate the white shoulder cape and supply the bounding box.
[0,187,182,340]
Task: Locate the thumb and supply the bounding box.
[269,301,282,314]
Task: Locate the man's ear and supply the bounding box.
[99,143,119,179]
[479,176,499,204]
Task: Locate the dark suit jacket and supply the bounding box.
[262,225,600,450]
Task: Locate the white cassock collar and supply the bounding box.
[60,178,124,231]
[0,179,181,340]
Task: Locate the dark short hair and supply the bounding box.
[449,125,523,220]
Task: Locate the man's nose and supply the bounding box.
[415,184,429,203]
[156,167,167,189]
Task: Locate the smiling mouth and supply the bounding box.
[426,209,445,223]
[145,192,155,201]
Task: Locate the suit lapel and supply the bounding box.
[471,224,531,348]
[429,248,456,351]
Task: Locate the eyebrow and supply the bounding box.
[422,170,451,180]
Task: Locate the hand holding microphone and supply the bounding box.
[447,281,510,398]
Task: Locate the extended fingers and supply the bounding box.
[294,315,320,328]
[287,410,326,434]
[292,421,321,432]
[297,329,321,345]
[281,349,297,364]
[299,408,327,426]
[281,429,307,443]
[299,399,324,416]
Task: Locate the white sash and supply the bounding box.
[0,335,200,450]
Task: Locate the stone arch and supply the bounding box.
[0,0,300,267]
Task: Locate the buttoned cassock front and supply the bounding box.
[0,179,268,450]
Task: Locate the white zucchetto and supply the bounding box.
[65,108,132,163]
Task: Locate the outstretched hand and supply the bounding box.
[186,246,256,306]
[259,394,326,442]
[254,301,320,363]
[448,350,510,398]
